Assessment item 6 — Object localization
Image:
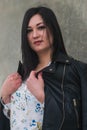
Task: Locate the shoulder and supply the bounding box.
[69,56,87,76]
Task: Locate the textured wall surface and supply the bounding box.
[0,0,87,88]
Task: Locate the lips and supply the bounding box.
[34,40,43,45]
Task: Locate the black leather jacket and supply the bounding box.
[0,54,87,130]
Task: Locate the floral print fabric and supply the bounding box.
[4,83,44,130]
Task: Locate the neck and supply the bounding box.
[35,50,52,72]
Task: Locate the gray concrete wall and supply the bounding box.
[0,0,87,88]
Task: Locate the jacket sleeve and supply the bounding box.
[0,101,10,130]
[77,61,87,130]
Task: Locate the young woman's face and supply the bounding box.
[27,14,53,54]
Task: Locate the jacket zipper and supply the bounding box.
[73,98,80,128]
[59,64,66,130]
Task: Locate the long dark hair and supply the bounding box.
[21,6,67,80]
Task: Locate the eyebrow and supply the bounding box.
[28,22,45,28]
[37,22,44,26]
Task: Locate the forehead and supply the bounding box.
[28,14,44,27]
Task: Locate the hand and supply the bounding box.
[26,70,44,103]
[0,72,22,104]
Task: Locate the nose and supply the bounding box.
[32,29,39,38]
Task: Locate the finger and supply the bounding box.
[38,72,43,80]
[10,79,22,92]
[7,73,18,78]
[29,70,36,79]
[8,72,21,78]
[9,74,22,81]
[15,82,22,89]
[31,70,36,76]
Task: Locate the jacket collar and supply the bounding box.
[36,53,71,75]
[39,53,71,74]
[54,53,71,64]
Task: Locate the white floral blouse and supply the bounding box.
[3,83,44,130]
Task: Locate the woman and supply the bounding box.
[0,6,87,130]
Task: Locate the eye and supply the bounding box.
[27,28,32,33]
[38,25,46,30]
